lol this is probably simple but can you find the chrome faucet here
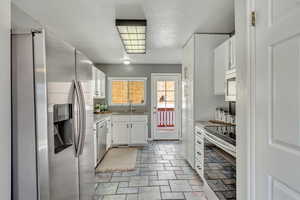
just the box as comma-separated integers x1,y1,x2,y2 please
128,100,136,113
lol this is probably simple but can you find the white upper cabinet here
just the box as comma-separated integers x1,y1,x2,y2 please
213,35,235,95
93,66,106,99
214,39,229,95
227,35,236,74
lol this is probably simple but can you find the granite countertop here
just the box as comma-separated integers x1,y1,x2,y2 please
112,111,148,116
94,111,148,124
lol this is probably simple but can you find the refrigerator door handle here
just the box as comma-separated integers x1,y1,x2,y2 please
72,80,82,156
77,81,86,156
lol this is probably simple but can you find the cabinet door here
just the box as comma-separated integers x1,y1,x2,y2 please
106,119,111,150
228,36,236,72
92,66,100,97
130,122,148,144
214,41,229,95
99,71,106,98
93,67,106,99
93,129,97,167
112,122,129,145
96,122,107,162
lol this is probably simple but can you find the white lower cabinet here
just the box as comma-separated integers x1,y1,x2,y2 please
106,118,112,150
194,127,204,178
112,121,129,145
112,115,148,145
130,122,148,144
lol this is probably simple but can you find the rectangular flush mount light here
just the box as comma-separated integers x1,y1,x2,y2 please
116,19,147,54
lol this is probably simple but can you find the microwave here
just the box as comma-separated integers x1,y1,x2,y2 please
225,71,236,102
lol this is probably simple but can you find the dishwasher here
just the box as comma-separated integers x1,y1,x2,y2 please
96,120,107,164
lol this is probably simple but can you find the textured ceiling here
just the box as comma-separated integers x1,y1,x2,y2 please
12,0,234,64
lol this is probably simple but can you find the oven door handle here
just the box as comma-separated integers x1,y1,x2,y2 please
205,133,236,157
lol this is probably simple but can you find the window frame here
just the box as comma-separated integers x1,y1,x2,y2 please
108,77,147,106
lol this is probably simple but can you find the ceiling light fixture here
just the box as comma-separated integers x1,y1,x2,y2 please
116,19,147,54
123,60,131,65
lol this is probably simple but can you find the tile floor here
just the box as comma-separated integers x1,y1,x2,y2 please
94,141,207,200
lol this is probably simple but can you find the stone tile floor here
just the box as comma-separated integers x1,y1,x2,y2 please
93,141,207,200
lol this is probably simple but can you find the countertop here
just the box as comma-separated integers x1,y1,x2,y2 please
112,111,148,116
94,112,148,124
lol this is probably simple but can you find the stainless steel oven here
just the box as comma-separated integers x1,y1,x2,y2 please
225,72,236,102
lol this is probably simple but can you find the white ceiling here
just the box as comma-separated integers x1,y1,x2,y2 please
12,0,234,64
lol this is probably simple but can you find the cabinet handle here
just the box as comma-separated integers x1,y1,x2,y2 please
127,124,129,128
131,123,133,128
197,141,202,145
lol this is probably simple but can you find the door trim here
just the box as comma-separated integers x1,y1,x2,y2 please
235,0,256,199
150,73,182,140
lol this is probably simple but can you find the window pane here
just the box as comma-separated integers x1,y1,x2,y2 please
157,81,165,91
129,81,145,104
157,91,166,108
166,81,175,91
166,91,175,102
111,80,128,104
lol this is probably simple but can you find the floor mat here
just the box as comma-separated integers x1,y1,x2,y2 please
96,147,138,173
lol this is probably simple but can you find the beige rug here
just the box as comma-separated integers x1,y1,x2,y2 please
96,147,138,173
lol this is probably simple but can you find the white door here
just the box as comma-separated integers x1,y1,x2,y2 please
130,122,148,144
112,122,129,145
253,0,300,199
151,74,181,140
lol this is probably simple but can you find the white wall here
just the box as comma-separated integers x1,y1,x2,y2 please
0,0,11,199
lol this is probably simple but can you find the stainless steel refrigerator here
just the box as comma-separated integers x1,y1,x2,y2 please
12,29,95,200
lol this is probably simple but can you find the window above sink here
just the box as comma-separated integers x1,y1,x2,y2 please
108,77,147,106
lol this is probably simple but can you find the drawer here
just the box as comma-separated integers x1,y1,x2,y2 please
195,158,203,176
195,128,204,138
195,149,203,160
195,136,204,151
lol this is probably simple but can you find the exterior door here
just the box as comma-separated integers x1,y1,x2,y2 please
151,74,181,140
253,0,300,199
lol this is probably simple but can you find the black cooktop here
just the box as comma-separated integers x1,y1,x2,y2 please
204,125,236,146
